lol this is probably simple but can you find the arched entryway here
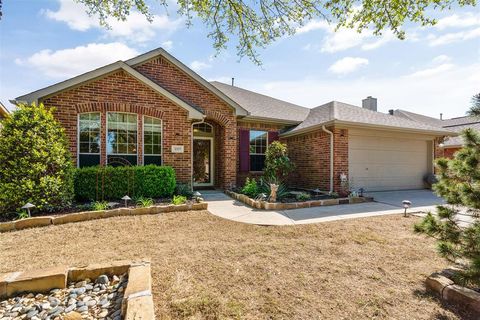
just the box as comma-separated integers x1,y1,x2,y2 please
193,122,215,187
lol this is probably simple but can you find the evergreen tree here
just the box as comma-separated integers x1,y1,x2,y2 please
467,93,480,117
415,130,480,286
0,103,74,217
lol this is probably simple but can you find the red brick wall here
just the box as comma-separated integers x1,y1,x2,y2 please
134,57,237,188
443,147,460,159
236,121,285,186
281,126,348,192
42,70,193,184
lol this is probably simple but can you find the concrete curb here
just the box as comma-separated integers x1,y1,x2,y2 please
225,190,373,210
0,260,156,319
426,272,480,315
0,202,208,234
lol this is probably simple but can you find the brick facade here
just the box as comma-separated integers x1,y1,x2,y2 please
443,147,460,159
281,126,348,192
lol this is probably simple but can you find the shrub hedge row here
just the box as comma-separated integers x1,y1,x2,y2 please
74,165,176,201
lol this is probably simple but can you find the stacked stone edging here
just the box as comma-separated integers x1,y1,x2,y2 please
0,260,155,319
225,190,373,210
426,272,480,315
0,202,208,233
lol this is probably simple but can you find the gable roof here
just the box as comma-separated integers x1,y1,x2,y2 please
126,48,249,117
14,61,204,120
282,101,455,137
210,81,309,123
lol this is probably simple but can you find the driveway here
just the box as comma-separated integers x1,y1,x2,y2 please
203,189,444,226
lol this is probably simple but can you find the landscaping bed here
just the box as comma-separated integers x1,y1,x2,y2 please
0,211,474,319
226,189,373,210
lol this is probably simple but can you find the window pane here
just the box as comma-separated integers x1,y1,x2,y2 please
79,154,100,167
152,144,161,155
78,113,100,155
79,143,90,153
144,116,162,160
144,134,152,145
107,113,137,155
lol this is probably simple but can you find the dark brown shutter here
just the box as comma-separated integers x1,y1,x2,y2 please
268,131,279,144
239,129,250,172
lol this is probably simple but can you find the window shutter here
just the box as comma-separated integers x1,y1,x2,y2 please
239,129,250,172
268,131,279,144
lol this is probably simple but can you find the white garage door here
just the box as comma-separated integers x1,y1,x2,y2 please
348,129,432,192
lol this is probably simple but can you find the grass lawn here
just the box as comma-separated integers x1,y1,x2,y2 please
0,211,473,319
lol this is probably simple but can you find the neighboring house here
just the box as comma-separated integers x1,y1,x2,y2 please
0,102,10,129
393,109,480,159
14,48,455,192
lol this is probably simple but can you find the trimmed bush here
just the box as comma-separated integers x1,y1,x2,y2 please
74,165,176,201
0,103,74,216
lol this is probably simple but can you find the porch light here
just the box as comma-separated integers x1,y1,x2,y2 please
122,195,131,208
402,200,412,217
21,203,35,217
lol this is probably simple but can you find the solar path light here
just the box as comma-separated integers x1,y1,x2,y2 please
402,200,412,217
21,203,35,218
122,195,131,208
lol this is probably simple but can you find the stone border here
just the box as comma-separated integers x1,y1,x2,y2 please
0,260,155,319
0,202,208,233
426,272,480,315
225,190,373,210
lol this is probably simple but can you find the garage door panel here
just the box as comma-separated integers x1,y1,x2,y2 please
349,132,430,191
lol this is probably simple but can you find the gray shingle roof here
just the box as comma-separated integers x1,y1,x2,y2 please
393,109,444,126
285,101,455,135
210,81,309,122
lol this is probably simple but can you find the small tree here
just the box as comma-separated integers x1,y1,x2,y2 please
264,141,294,184
467,93,480,117
414,128,480,287
0,103,74,216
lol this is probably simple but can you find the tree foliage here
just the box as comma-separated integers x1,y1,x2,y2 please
467,93,480,117
414,128,480,287
0,103,74,217
69,0,476,64
264,141,294,183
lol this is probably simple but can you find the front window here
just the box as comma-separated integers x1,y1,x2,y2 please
249,130,267,171
107,112,138,166
78,113,100,167
143,116,162,165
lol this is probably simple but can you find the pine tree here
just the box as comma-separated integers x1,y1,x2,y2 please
467,93,480,117
415,129,480,286
0,103,74,217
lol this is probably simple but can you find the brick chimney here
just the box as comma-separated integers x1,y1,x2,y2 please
362,96,377,112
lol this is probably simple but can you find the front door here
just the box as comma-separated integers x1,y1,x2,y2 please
193,138,214,186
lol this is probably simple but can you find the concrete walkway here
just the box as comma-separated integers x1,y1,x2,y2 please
202,189,442,226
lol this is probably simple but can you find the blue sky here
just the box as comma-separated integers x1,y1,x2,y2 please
1,0,479,118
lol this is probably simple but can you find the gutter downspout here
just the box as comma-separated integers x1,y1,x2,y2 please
322,125,334,193
191,117,207,191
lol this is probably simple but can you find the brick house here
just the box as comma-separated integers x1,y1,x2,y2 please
14,48,455,192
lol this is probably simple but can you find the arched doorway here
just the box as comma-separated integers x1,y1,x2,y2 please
193,122,214,187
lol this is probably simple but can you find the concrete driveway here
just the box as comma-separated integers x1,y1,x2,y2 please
203,189,444,226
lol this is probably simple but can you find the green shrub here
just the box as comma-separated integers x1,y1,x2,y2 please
264,141,294,184
0,103,74,216
295,192,311,201
175,183,193,198
241,177,259,198
172,195,187,205
74,165,176,201
91,201,109,211
259,179,289,200
136,197,154,207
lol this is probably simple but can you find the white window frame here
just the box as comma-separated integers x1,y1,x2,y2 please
142,115,163,165
106,112,138,164
77,112,101,168
249,130,268,172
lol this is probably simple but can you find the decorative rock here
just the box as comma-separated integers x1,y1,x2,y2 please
95,275,109,285
76,306,88,313
63,311,82,320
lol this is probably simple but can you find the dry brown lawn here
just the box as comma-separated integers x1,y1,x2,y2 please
0,211,473,319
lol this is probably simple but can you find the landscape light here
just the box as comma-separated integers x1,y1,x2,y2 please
402,200,412,217
21,203,35,217
122,195,131,207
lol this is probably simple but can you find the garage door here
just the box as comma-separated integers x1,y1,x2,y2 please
348,129,432,191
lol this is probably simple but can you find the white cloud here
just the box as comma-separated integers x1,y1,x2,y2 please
428,27,480,46
15,43,139,78
161,40,174,50
434,13,480,30
297,20,395,53
407,63,454,78
43,0,182,43
328,57,369,75
252,63,480,119
432,55,451,64
190,60,211,72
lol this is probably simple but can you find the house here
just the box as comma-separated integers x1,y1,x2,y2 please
393,109,479,159
0,102,10,129
13,48,455,192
